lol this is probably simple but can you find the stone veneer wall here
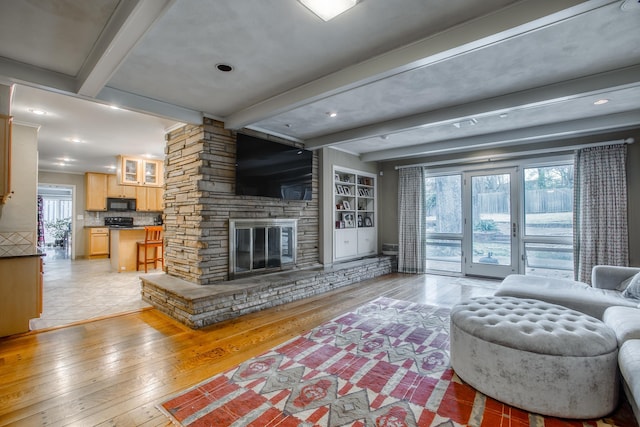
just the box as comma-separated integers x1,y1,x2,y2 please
164,118,319,285
141,256,396,328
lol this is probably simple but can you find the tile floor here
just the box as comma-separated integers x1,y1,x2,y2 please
30,247,151,330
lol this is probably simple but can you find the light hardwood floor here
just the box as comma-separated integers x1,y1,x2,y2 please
0,273,498,426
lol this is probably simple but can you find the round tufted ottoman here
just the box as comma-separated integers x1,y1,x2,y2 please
450,296,619,419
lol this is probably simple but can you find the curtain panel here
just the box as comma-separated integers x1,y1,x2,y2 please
573,143,628,283
398,167,426,273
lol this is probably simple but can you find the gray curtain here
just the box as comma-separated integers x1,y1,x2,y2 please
573,143,628,283
398,167,426,273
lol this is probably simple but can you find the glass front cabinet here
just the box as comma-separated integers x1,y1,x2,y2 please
117,155,164,187
333,167,377,261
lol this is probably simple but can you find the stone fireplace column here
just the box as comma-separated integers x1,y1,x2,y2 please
164,119,235,285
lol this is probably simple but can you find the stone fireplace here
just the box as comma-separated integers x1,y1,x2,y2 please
229,218,297,277
162,119,319,285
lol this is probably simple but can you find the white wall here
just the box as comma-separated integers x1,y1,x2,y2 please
0,124,38,235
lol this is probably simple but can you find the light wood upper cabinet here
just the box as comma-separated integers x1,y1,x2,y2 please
107,174,136,198
117,155,163,187
136,186,164,212
0,114,12,204
85,172,108,211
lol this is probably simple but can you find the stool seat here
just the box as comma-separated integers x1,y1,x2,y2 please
136,226,164,273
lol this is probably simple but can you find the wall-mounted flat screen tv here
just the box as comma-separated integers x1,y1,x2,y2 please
235,133,313,200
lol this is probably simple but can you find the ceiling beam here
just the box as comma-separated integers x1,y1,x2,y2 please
304,65,640,149
0,56,77,94
76,0,176,97
96,86,203,124
223,0,615,130
361,109,640,162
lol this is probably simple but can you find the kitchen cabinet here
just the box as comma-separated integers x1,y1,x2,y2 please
85,172,108,211
87,227,110,258
136,186,164,212
107,174,136,198
0,114,12,203
0,255,43,337
333,167,377,261
117,155,163,187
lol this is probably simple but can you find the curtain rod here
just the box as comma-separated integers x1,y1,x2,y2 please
394,137,635,170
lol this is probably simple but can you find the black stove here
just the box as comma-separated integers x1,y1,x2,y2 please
104,216,134,228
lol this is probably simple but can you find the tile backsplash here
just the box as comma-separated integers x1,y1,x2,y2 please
0,231,36,246
83,211,162,227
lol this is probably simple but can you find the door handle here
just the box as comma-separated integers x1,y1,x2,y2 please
512,222,516,237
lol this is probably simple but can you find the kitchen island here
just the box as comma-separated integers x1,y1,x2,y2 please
109,227,146,272
0,245,44,337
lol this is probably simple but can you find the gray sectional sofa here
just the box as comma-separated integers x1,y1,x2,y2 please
496,266,640,423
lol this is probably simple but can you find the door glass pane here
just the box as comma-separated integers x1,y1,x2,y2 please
472,174,511,265
426,239,462,273
235,229,251,273
145,162,158,184
524,165,573,236
425,175,461,233
267,227,281,268
281,226,294,264
253,228,265,269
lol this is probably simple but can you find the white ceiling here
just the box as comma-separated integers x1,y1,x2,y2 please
0,0,639,175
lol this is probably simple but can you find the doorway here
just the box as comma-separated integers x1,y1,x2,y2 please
464,168,518,278
38,184,75,260
424,160,574,279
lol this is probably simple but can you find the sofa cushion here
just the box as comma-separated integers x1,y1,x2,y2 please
603,306,640,346
496,274,638,319
618,340,640,423
622,273,640,299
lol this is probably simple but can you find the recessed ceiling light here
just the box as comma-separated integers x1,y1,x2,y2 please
109,105,120,110
28,108,47,115
106,165,116,170
58,157,74,162
327,112,337,118
499,113,509,118
70,138,84,143
593,99,609,105
299,0,358,21
216,63,234,72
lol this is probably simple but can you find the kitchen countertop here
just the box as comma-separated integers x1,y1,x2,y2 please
0,245,45,259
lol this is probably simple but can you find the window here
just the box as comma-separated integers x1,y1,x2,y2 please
425,174,462,273
522,164,574,279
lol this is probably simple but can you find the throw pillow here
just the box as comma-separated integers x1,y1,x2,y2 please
622,273,640,300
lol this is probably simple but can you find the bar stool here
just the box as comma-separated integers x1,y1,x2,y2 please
136,226,164,273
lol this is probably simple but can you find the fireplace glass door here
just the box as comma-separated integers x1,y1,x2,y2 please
230,219,297,276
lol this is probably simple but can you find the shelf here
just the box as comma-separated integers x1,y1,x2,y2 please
333,167,377,261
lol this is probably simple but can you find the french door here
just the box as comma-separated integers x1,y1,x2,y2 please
463,168,518,278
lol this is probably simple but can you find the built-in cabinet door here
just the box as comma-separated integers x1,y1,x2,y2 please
87,228,109,258
334,229,358,260
85,172,108,211
107,174,136,198
118,155,164,187
136,186,164,211
357,228,376,255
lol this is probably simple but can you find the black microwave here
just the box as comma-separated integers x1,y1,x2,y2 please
107,198,136,211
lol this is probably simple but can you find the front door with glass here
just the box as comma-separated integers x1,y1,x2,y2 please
464,168,518,278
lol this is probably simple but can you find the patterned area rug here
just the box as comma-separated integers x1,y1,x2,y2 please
158,297,635,426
